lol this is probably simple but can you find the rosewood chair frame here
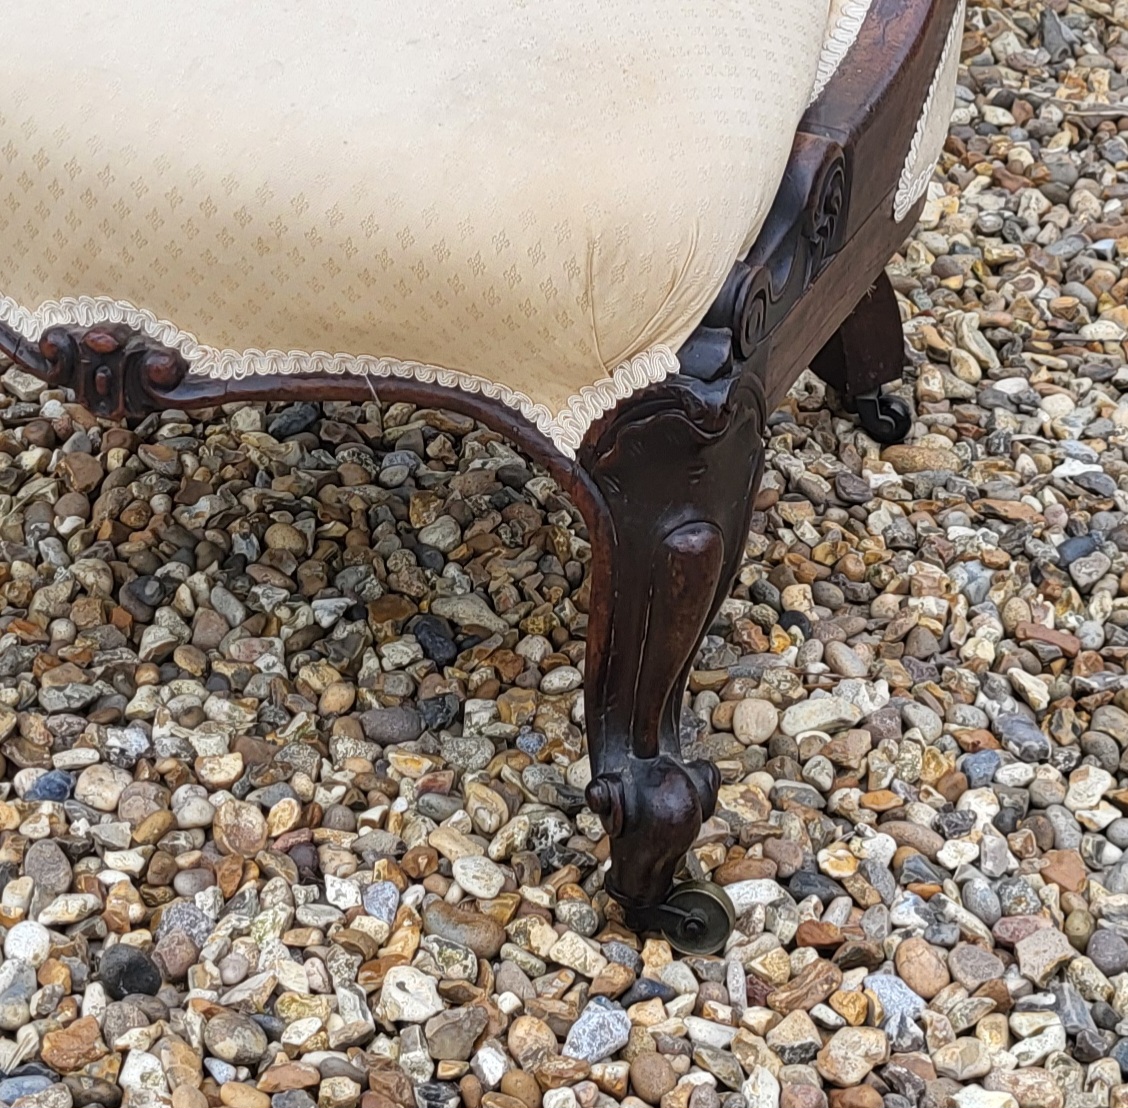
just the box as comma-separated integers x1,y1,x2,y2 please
0,0,960,951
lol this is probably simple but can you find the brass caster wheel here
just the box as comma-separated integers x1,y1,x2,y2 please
659,880,735,955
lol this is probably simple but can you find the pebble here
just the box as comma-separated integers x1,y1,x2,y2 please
948,946,1005,991
452,856,506,899
629,1055,676,1105
1088,930,1128,976
892,938,949,1000
732,700,779,744
1016,927,1076,987
3,922,50,968
375,967,444,1024
204,1013,268,1065
563,1000,631,1063
815,1028,889,1086
98,944,162,1000
422,900,505,959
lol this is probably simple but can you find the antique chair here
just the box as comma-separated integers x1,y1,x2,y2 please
0,0,964,952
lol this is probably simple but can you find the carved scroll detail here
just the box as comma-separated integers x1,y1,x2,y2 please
894,0,965,221
0,320,189,420
683,135,849,378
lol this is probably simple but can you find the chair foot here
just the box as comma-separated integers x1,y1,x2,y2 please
626,880,736,955
586,753,736,952
586,751,724,933
853,388,913,444
653,881,736,955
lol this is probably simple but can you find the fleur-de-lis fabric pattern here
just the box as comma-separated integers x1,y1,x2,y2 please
1,1,836,453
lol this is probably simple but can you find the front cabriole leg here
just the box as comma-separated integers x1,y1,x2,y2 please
577,371,766,951
0,318,206,419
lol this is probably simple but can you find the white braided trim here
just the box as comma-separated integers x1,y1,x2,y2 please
0,294,679,460
807,0,874,108
894,0,966,222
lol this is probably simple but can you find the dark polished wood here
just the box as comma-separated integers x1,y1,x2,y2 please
578,368,767,919
0,322,190,423
811,270,906,410
0,0,959,928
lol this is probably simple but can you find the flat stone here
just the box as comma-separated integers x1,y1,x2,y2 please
629,1053,676,1105
781,699,863,736
507,1016,559,1070
3,922,50,968
881,445,961,473
204,1012,268,1065
765,1010,822,1064
948,945,1005,991
40,1017,107,1073
213,800,269,856
1016,928,1075,987
864,972,925,1023
452,856,505,900
932,1037,993,1081
74,764,132,811
880,821,944,860
375,966,443,1023
422,900,505,959
893,937,949,999
733,700,779,744
815,1027,889,1086
424,1006,489,1061
562,999,630,1064
1088,930,1128,976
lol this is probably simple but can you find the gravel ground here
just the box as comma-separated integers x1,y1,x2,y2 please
1,4,1127,1108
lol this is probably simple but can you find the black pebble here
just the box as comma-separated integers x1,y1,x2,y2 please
778,610,812,639
99,944,161,1001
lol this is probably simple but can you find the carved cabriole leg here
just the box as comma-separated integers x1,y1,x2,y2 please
576,370,767,937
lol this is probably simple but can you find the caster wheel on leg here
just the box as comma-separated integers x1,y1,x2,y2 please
854,390,912,444
658,881,736,955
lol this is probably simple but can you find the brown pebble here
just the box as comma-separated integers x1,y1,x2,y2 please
782,1088,828,1108
172,1089,209,1108
500,1071,542,1108
893,937,950,1000
460,1075,484,1108
629,1053,677,1105
219,1085,270,1108
828,1088,883,1108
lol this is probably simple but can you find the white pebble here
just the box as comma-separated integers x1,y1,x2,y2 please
4,920,50,967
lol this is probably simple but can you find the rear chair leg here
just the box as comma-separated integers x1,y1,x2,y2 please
576,372,766,952
811,270,912,444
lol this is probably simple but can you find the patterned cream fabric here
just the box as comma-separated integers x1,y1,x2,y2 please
809,0,875,106
0,1,835,456
895,0,967,221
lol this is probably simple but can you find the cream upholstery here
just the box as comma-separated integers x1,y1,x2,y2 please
895,0,966,221
0,1,845,456
811,0,875,105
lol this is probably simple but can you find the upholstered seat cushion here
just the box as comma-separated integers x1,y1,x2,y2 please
1,1,849,454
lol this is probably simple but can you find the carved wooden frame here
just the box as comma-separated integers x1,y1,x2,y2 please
0,0,958,932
